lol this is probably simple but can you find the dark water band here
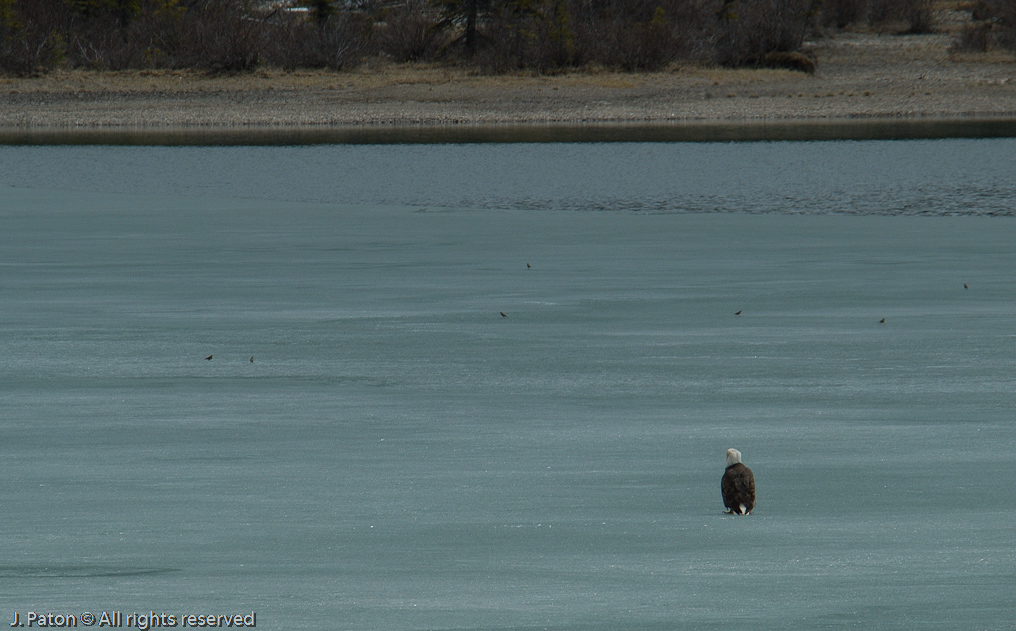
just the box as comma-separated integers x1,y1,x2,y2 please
2,117,1016,145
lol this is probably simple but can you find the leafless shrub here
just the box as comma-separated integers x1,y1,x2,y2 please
443,0,717,72
566,0,712,70
951,20,993,51
69,18,135,69
980,0,1016,49
567,7,673,70
865,0,902,27
902,0,935,33
175,0,266,71
533,0,580,68
459,0,569,72
376,1,446,62
819,0,934,33
0,0,72,74
469,15,544,72
67,2,186,69
968,0,996,21
714,0,811,67
610,20,676,69
821,0,867,28
263,12,374,70
949,0,1015,50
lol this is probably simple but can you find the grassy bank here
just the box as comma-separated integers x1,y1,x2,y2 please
0,7,1013,129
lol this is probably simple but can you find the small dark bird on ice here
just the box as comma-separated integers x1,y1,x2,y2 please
205,355,213,361
500,312,508,318
527,263,531,269
964,283,969,289
250,356,255,363
879,318,886,324
721,448,755,515
734,310,742,316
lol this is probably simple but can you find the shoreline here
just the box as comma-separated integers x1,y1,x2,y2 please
1,30,1014,140
3,117,1016,145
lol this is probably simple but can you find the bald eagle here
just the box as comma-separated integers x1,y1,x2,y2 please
721,448,755,515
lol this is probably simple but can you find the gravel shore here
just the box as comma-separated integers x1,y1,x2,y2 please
1,27,1014,134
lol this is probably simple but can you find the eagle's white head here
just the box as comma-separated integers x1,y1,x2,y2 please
725,448,742,467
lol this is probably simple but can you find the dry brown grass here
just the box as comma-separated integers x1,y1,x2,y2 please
0,61,818,95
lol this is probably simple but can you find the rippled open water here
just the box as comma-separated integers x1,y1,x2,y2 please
2,139,1015,630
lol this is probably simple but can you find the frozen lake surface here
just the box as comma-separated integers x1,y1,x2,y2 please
1,140,1015,630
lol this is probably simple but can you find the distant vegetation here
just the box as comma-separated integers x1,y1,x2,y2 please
950,0,1016,52
0,0,1011,75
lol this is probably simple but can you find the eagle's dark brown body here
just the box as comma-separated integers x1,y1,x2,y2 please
721,462,755,515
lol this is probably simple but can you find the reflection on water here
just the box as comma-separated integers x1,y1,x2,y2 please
2,117,1016,145
2,137,1014,216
